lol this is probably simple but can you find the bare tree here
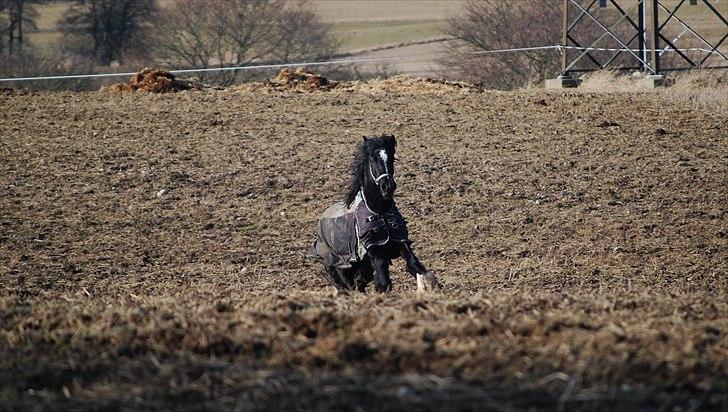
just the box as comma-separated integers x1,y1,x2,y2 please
150,0,225,71
0,0,41,55
441,0,561,90
152,0,338,85
151,0,279,84
272,0,338,63
59,0,157,66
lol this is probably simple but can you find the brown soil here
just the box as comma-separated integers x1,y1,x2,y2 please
1,83,726,410
234,69,477,94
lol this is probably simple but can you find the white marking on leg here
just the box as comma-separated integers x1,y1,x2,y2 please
417,273,425,293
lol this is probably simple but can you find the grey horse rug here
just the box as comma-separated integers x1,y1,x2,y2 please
307,192,411,269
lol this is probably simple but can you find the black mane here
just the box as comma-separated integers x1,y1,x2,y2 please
344,134,396,206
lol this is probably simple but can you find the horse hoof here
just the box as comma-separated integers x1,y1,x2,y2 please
374,283,391,293
417,271,438,292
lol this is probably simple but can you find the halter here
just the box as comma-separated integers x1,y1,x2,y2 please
369,163,390,183
369,149,391,183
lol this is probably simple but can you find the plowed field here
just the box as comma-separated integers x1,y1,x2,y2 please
1,81,726,410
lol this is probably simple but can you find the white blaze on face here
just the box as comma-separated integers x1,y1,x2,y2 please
379,149,389,174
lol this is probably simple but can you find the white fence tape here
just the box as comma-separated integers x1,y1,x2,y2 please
0,56,410,83
0,46,563,83
466,45,561,54
0,44,723,83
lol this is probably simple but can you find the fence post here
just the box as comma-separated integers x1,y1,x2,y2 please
638,0,646,71
561,0,569,75
648,0,660,73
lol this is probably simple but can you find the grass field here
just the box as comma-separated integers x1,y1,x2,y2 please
311,0,463,23
25,0,459,55
332,19,447,51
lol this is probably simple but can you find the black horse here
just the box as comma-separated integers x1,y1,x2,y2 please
307,134,437,293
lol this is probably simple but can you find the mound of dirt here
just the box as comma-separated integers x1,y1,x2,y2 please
232,67,337,93
102,68,206,93
264,67,337,92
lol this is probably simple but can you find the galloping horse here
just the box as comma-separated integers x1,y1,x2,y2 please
307,134,438,293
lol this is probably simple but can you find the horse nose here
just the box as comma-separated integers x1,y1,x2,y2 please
380,177,396,193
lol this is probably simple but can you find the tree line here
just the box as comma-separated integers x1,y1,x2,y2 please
0,0,338,86
1,0,626,90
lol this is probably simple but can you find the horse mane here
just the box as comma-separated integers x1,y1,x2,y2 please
344,134,396,206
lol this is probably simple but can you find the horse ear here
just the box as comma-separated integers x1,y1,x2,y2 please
385,134,396,147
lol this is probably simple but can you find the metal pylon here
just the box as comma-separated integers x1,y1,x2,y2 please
560,0,728,75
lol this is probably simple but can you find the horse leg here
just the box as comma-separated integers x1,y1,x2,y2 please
321,265,348,293
371,253,392,293
321,265,337,285
355,264,374,292
399,243,438,292
335,267,357,291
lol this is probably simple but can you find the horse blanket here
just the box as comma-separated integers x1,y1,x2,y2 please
307,192,410,269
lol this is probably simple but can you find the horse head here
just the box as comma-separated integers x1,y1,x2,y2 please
345,134,397,210
363,134,397,200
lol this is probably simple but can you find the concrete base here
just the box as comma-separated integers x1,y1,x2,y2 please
637,75,665,88
545,75,581,89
